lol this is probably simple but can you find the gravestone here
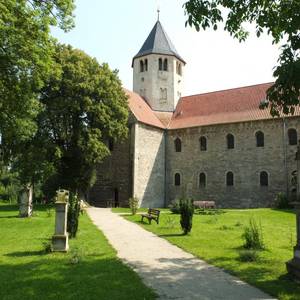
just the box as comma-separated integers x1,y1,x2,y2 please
286,141,300,279
52,189,69,252
19,185,33,217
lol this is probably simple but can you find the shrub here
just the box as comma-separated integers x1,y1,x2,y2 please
274,192,291,209
242,217,265,250
179,198,194,235
168,199,180,214
238,249,260,262
67,192,81,239
129,197,139,215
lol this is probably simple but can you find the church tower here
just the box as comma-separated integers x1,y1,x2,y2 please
132,20,185,112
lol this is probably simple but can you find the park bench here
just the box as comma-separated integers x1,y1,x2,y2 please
141,208,160,224
193,200,216,209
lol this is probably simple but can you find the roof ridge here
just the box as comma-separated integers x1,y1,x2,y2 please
182,82,274,100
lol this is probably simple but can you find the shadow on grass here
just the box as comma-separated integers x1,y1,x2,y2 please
5,250,48,257
0,257,156,300
0,215,19,219
159,233,185,237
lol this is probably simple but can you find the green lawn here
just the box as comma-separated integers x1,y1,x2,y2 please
0,202,156,300
122,208,300,300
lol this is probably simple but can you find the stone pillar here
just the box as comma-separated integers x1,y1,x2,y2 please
19,185,33,217
52,189,69,252
286,141,300,278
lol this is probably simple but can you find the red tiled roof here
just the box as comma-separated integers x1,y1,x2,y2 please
153,111,173,127
168,83,299,129
125,89,165,129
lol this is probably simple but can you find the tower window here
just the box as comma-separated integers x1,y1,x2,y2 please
226,172,234,186
288,128,297,145
159,58,163,71
256,131,264,147
199,173,206,187
144,59,148,71
260,171,268,186
175,173,181,186
160,88,167,102
174,138,182,152
163,58,168,71
140,60,144,72
176,62,182,75
227,134,234,149
200,136,207,151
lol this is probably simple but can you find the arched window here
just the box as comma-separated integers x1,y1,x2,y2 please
159,58,163,71
163,58,168,71
227,134,234,149
174,138,182,152
226,172,234,186
256,131,264,147
144,59,148,71
199,173,206,187
288,128,297,145
200,136,207,151
140,60,144,72
175,173,181,186
260,171,268,186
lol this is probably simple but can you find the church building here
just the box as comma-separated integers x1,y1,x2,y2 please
89,20,300,208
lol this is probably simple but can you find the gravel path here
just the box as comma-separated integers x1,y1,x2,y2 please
87,207,275,300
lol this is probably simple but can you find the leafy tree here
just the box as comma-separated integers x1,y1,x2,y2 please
0,0,75,162
39,44,128,197
184,0,300,116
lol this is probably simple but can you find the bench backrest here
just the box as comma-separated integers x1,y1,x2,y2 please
148,208,160,216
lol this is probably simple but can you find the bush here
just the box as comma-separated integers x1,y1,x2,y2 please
242,217,265,250
168,199,180,214
274,192,291,209
238,249,260,262
179,198,194,235
68,192,81,239
129,197,139,215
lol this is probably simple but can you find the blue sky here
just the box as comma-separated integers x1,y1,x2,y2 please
51,0,280,96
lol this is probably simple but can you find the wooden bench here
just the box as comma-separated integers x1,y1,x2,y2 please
141,208,160,224
193,201,216,209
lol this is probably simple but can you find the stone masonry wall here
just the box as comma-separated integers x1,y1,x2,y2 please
166,117,300,208
88,133,132,208
133,123,165,208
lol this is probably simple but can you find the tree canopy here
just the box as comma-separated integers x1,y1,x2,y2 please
39,44,128,197
184,0,300,116
0,0,75,162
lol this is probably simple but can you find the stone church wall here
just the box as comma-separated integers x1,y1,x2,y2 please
88,133,132,207
133,123,165,208
166,117,300,208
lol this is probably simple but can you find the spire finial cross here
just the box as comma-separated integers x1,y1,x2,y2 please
157,7,160,21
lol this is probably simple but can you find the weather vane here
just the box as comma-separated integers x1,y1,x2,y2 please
157,0,160,21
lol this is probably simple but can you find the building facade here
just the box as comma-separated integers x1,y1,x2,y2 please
88,20,300,208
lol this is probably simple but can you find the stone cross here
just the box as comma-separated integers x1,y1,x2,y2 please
19,185,32,217
52,189,69,252
286,141,300,278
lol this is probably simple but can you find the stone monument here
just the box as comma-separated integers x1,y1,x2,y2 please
19,185,33,217
52,189,69,252
286,142,300,279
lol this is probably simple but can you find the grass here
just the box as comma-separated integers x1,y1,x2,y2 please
122,208,300,300
0,202,156,300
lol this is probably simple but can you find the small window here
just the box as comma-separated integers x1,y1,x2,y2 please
163,58,168,71
260,171,268,186
227,134,234,149
174,138,181,152
288,128,297,145
256,131,264,147
175,173,181,186
159,58,163,71
226,172,234,186
200,136,207,151
108,139,114,151
140,60,144,72
144,59,148,71
178,63,182,75
199,173,206,187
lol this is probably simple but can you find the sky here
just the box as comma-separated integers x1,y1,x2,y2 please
51,0,281,96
